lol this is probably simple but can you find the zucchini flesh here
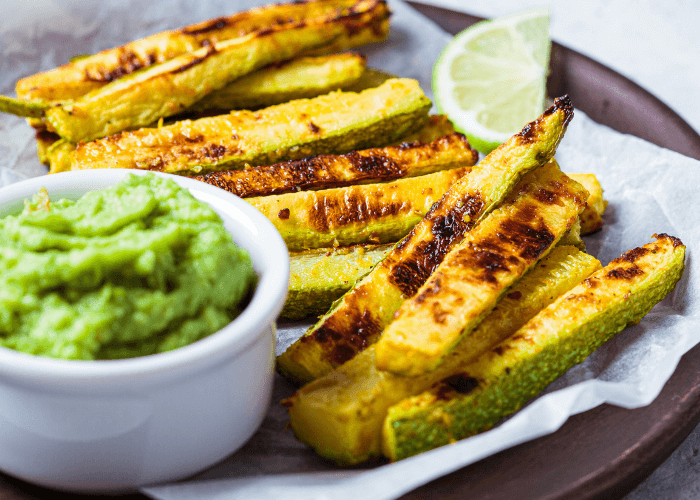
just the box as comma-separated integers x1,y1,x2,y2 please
374,161,588,376
46,3,387,143
568,173,607,234
71,78,431,175
284,246,601,464
196,132,477,198
276,96,574,383
247,167,470,251
283,243,393,321
186,54,367,114
382,234,685,461
16,0,389,104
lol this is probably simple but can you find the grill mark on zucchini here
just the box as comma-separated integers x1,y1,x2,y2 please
388,194,484,297
196,132,476,197
16,0,388,103
170,46,218,74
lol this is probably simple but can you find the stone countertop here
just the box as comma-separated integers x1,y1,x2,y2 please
419,2,700,498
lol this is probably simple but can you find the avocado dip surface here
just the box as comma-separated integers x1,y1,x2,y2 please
0,173,256,360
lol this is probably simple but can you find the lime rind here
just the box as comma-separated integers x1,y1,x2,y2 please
433,7,551,154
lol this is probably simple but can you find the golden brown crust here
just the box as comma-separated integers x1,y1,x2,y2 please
196,132,477,197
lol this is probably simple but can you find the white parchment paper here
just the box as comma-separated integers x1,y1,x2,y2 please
0,1,698,499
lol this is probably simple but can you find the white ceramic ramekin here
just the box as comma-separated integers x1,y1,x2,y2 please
0,169,289,492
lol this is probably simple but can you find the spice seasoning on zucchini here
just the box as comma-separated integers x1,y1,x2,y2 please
71,78,431,175
247,166,471,251
0,173,256,360
373,160,588,376
283,243,393,321
15,0,389,104
277,96,574,383
197,132,477,198
382,234,685,461
284,246,600,465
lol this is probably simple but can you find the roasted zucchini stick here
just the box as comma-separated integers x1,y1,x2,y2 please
394,115,456,145
16,0,389,104
186,54,367,114
567,173,607,234
382,234,685,461
196,132,477,197
46,1,388,143
283,243,394,321
283,246,600,465
276,96,574,383
71,78,431,175
374,161,588,376
247,167,470,251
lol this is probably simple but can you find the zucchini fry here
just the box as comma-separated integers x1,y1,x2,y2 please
187,54,367,114
247,167,470,251
46,0,388,143
567,173,607,234
71,78,431,175
284,243,393,321
277,96,574,383
382,234,685,460
35,130,61,166
0,95,48,118
16,0,389,104
196,132,477,197
374,161,588,376
284,246,601,464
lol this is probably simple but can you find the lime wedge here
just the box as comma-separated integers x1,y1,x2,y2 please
433,8,551,154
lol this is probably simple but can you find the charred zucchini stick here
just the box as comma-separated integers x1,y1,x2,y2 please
276,96,574,383
284,246,601,464
374,161,588,376
283,243,394,321
16,0,389,104
247,167,470,251
382,234,685,461
71,78,431,175
187,54,367,114
46,1,387,143
568,173,607,234
196,132,477,197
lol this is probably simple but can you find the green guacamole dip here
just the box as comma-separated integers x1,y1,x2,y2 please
0,173,256,360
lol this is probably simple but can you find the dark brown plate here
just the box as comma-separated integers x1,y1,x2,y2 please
1,3,700,500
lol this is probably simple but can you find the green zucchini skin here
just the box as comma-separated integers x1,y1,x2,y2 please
283,246,600,465
247,167,470,251
186,54,367,115
277,96,574,384
282,243,393,321
71,78,431,175
0,95,48,118
45,0,388,143
382,234,686,461
17,0,389,104
196,132,478,198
